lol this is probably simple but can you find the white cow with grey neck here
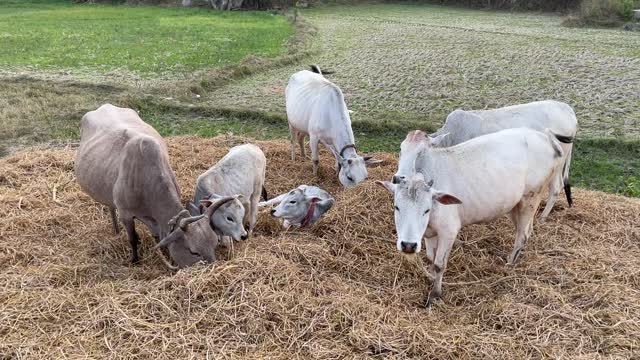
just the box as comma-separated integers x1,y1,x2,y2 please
426,100,577,220
286,65,381,187
378,128,565,306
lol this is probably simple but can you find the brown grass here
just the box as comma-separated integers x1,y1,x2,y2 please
1,135,639,358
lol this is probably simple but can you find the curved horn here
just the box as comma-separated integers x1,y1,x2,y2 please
155,248,179,271
205,196,236,217
179,214,206,231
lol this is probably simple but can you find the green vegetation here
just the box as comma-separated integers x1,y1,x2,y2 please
0,2,638,197
0,0,293,74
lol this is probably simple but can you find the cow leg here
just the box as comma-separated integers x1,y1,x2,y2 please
248,195,259,237
121,216,140,264
425,230,457,307
289,126,297,161
297,132,306,159
539,172,562,221
507,194,542,265
424,233,438,264
109,207,120,234
309,135,320,176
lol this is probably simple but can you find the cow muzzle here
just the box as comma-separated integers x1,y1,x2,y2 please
400,241,417,254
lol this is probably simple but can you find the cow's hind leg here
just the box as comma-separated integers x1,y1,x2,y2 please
297,132,306,159
109,207,120,234
121,216,140,264
539,172,562,221
507,194,542,265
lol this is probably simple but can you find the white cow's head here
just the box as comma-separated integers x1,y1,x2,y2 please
377,174,461,254
333,146,382,188
392,130,448,184
199,194,248,241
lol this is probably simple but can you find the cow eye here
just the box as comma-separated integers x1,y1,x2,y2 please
227,216,234,222
289,201,296,204
424,209,430,215
189,250,199,256
348,159,352,165
394,206,399,211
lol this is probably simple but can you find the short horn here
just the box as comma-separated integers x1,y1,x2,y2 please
205,196,236,217
179,214,206,231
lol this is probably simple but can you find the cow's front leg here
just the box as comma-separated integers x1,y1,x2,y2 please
310,135,320,176
425,230,457,307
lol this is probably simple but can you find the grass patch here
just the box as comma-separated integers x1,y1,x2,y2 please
0,0,293,75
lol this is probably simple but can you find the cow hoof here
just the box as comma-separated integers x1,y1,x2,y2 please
425,295,438,308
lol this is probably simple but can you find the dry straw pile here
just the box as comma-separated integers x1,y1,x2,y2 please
1,135,639,358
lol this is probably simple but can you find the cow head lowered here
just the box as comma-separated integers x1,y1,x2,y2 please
155,197,236,268
270,188,334,227
187,194,248,241
377,174,461,255
332,145,382,187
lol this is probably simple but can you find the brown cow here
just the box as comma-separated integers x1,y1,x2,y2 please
75,104,245,268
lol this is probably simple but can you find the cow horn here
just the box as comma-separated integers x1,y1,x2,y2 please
168,209,191,232
179,214,206,231
155,248,179,271
205,196,236,217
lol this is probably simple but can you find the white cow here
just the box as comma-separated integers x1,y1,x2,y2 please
286,65,380,187
378,128,566,306
427,100,577,219
259,185,335,227
187,144,267,240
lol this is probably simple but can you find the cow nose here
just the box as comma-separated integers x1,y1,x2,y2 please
400,241,417,254
241,234,248,241
392,175,403,184
270,209,276,215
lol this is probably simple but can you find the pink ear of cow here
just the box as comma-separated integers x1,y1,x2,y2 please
433,192,462,205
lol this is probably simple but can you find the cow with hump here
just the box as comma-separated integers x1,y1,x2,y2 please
428,100,577,220
378,128,567,306
285,65,381,187
75,104,245,269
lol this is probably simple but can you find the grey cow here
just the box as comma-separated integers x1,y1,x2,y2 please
187,144,267,241
75,104,246,268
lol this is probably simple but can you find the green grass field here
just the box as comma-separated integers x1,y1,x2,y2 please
0,0,293,74
0,1,638,197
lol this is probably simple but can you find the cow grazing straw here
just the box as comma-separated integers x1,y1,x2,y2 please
1,136,640,358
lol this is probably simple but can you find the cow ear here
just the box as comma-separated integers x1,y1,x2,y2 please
186,201,200,216
429,133,449,147
375,180,396,194
433,191,462,205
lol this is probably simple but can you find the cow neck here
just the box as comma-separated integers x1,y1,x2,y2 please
301,198,319,227
339,144,357,158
